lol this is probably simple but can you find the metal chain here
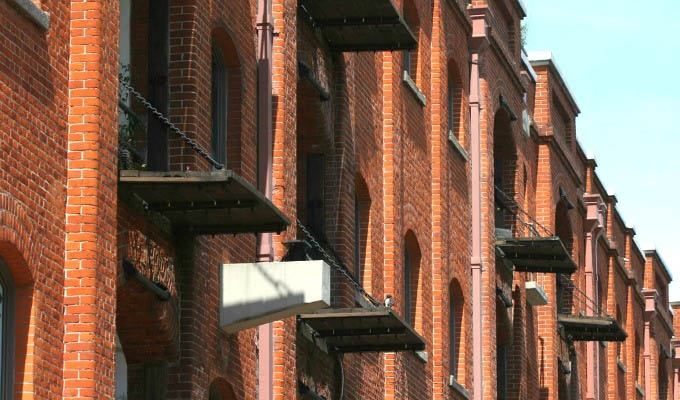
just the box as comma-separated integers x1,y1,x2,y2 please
296,219,381,308
558,274,601,316
119,80,225,170
495,185,554,237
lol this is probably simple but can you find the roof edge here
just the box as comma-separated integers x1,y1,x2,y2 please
527,50,580,113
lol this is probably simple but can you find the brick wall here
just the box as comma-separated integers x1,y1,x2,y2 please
0,0,70,396
1,0,676,399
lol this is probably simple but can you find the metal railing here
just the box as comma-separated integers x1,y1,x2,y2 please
557,274,601,317
494,187,603,317
494,186,553,238
296,219,381,309
118,79,224,171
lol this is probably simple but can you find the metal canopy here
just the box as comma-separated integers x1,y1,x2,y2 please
299,0,417,52
119,170,290,235
299,307,426,353
495,237,578,274
558,314,628,342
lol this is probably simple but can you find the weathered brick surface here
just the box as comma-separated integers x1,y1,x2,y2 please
0,0,676,399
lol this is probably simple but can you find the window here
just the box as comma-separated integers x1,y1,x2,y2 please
497,343,507,400
211,41,228,165
402,0,419,81
616,307,624,362
0,259,14,399
306,154,325,238
114,335,128,400
635,333,642,386
496,298,510,400
354,193,361,281
448,80,455,139
208,379,237,400
354,176,371,289
403,50,412,76
449,295,455,373
209,383,222,400
404,245,412,324
449,280,464,381
403,231,421,329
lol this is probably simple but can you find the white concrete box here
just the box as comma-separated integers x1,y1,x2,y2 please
526,280,548,306
220,260,331,333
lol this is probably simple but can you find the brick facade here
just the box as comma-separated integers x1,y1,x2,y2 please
0,0,676,399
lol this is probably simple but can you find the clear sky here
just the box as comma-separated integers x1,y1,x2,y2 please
521,0,680,301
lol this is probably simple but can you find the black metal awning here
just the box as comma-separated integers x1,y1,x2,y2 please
558,314,627,342
299,0,417,52
495,237,578,274
119,170,290,235
299,307,426,353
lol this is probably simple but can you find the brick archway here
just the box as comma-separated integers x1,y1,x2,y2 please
0,193,36,398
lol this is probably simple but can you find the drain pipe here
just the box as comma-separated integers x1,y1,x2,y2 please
469,7,488,400
256,0,274,398
583,194,604,400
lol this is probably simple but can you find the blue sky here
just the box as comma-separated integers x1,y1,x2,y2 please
522,0,680,301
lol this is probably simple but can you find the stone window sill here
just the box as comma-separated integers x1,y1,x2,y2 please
635,382,644,397
402,71,426,107
448,376,470,399
8,0,50,30
448,131,468,161
414,350,428,363
617,359,627,373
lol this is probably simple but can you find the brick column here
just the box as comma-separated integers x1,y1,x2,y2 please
583,194,605,400
64,0,119,398
643,289,657,399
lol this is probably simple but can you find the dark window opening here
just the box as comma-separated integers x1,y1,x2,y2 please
0,258,14,399
497,343,507,400
306,154,325,239
403,50,412,76
449,295,455,374
402,0,419,81
449,279,464,381
494,157,507,230
147,0,170,170
354,193,361,281
403,232,421,330
448,81,455,137
404,245,411,324
211,42,228,166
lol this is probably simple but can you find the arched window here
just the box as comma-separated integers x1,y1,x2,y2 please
616,307,624,362
635,333,642,386
211,41,228,165
404,245,411,324
449,279,464,382
447,78,455,139
209,378,237,400
354,176,371,290
404,231,421,330
496,298,510,400
0,258,14,398
446,62,463,145
402,0,419,82
114,334,128,400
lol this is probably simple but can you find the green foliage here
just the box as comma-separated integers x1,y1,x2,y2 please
118,64,146,170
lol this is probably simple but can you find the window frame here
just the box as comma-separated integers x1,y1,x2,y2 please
0,258,15,399
403,50,412,77
448,80,455,137
354,193,361,281
404,245,411,324
211,41,228,166
449,294,456,376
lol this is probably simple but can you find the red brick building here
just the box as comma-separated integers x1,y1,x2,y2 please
0,0,676,399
